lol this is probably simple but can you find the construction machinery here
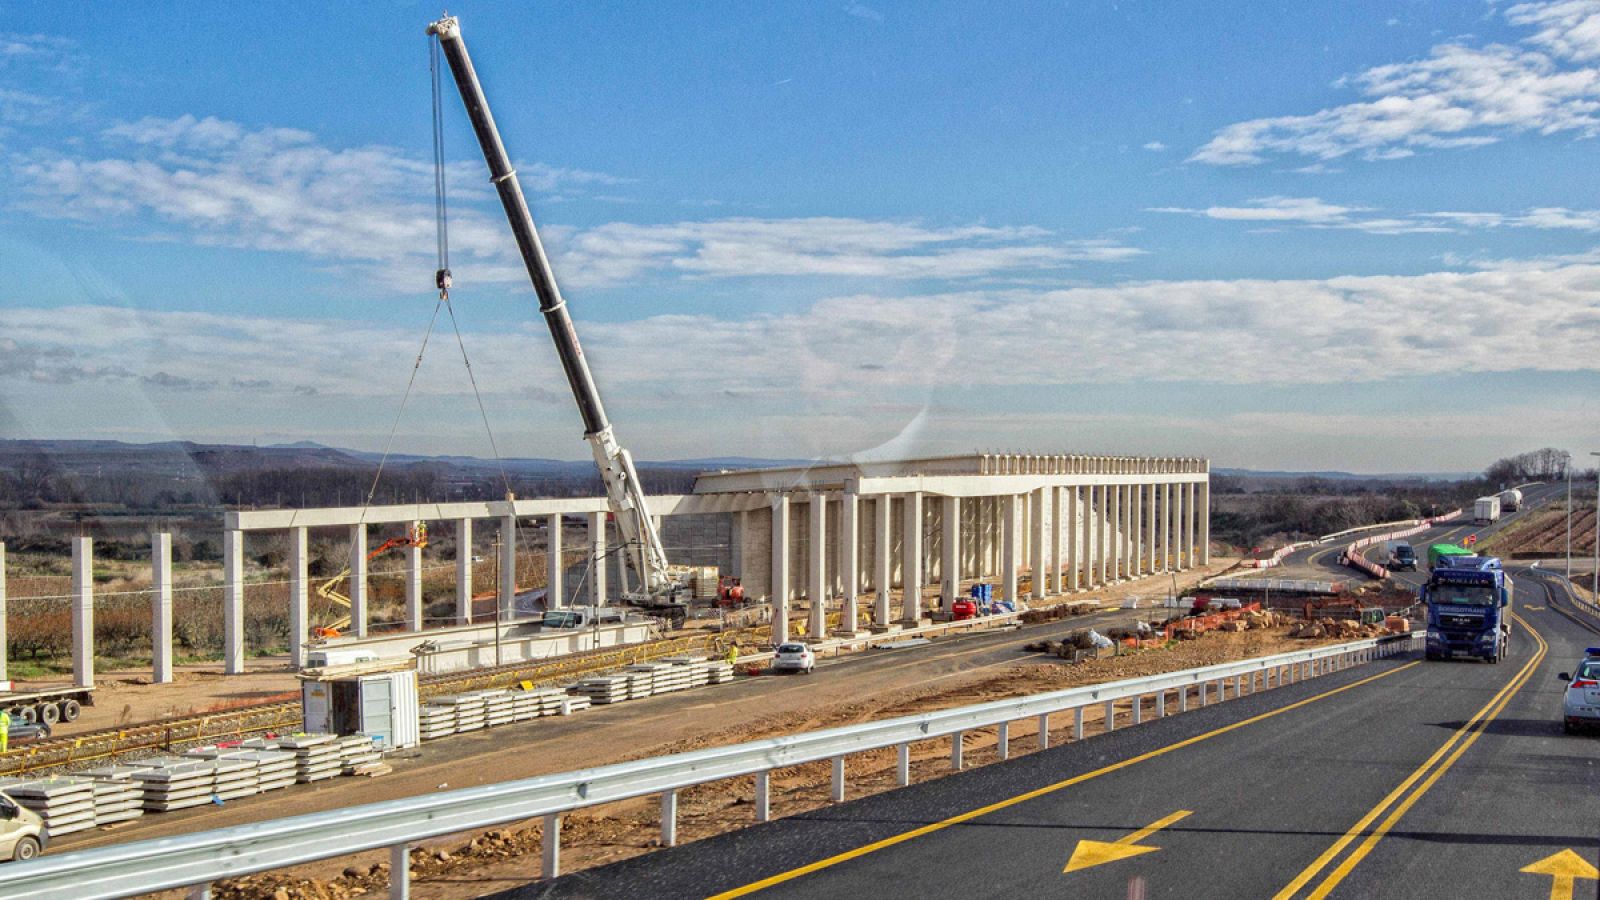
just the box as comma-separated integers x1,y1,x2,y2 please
313,521,429,639
428,15,692,624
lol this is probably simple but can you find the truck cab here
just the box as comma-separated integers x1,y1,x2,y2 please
1423,557,1512,662
0,791,46,862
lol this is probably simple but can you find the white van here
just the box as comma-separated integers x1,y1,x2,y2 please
0,791,46,862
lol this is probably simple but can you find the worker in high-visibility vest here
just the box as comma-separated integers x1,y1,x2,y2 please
0,708,11,753
725,644,739,667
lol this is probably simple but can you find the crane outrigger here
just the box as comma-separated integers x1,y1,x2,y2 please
427,14,688,621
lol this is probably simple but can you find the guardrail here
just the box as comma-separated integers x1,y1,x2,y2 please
0,633,1419,900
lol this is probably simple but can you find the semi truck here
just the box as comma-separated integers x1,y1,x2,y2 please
1473,496,1502,525
1422,555,1512,662
1497,488,1523,512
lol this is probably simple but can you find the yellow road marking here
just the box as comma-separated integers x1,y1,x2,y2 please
706,659,1421,899
1521,849,1599,900
1063,809,1192,873
1274,613,1545,900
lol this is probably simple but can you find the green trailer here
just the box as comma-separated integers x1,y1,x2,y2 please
1427,543,1475,570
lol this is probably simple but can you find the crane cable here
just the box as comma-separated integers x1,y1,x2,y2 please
431,37,512,500
352,39,512,525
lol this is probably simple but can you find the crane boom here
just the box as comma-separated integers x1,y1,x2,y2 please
427,15,674,604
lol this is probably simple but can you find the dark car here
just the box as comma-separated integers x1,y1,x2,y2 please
1389,543,1418,571
5,721,51,748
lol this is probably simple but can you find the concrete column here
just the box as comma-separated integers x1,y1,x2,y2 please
874,496,892,628
588,512,608,606
152,534,175,682
349,523,369,638
498,514,516,621
1177,480,1190,563
840,493,860,633
72,536,94,689
1051,487,1065,594
1111,482,1123,580
222,530,244,675
0,543,7,685
1066,487,1080,591
455,519,473,624
771,495,791,645
940,496,961,611
1145,484,1158,577
1200,479,1211,565
1098,485,1110,585
1002,495,1020,603
547,515,565,609
1132,483,1144,576
1163,483,1173,570
1184,482,1196,569
1030,488,1047,601
808,495,828,638
286,528,306,671
731,510,747,584
902,492,923,623
405,543,423,631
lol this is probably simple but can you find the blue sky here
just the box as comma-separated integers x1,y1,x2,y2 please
3,0,1599,472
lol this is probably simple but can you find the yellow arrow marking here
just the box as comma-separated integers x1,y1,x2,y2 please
1521,849,1598,900
1064,810,1192,874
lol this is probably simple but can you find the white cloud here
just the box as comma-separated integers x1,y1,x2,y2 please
843,3,885,22
1191,2,1600,165
1153,196,1600,235
1142,141,1168,151
0,32,79,72
10,114,1138,291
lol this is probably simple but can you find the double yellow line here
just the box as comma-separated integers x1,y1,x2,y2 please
1274,612,1547,899
709,656,1423,899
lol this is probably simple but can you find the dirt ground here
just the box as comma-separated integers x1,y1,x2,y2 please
11,657,298,736
1484,502,1597,558
203,619,1331,900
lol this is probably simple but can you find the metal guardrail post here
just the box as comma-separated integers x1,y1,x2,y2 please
1039,714,1052,749
660,790,678,847
1073,707,1084,741
1103,700,1115,732
1157,690,1166,717
997,721,1010,760
831,757,846,800
755,772,771,820
389,844,409,900
542,813,561,879
1132,695,1142,726
186,885,211,900
896,745,911,786
951,732,964,771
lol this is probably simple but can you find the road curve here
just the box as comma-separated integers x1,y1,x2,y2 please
505,571,1600,900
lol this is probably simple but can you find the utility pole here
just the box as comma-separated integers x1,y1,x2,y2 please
1591,452,1599,602
1566,461,1573,580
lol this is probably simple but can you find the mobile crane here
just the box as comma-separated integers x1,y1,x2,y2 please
427,15,690,624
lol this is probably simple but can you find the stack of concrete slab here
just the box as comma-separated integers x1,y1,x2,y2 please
629,662,691,694
622,669,656,699
335,735,381,774
436,694,487,732
209,758,260,801
707,661,736,684
88,777,144,825
419,704,457,741
258,734,343,783
238,750,297,792
0,777,97,836
479,690,516,726
570,675,632,704
131,759,218,811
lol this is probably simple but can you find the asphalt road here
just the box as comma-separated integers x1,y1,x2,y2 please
506,568,1600,899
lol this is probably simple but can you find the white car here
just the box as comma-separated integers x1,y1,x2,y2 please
1559,651,1600,733
770,642,815,674
0,791,46,862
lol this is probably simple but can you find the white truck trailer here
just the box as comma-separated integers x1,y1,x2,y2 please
1474,496,1502,525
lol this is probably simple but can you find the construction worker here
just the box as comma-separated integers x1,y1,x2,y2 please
0,708,11,753
724,643,739,667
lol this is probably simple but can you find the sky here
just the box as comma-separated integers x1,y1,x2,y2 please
3,0,1600,473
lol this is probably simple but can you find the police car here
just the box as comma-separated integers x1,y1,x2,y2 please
1559,648,1600,733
